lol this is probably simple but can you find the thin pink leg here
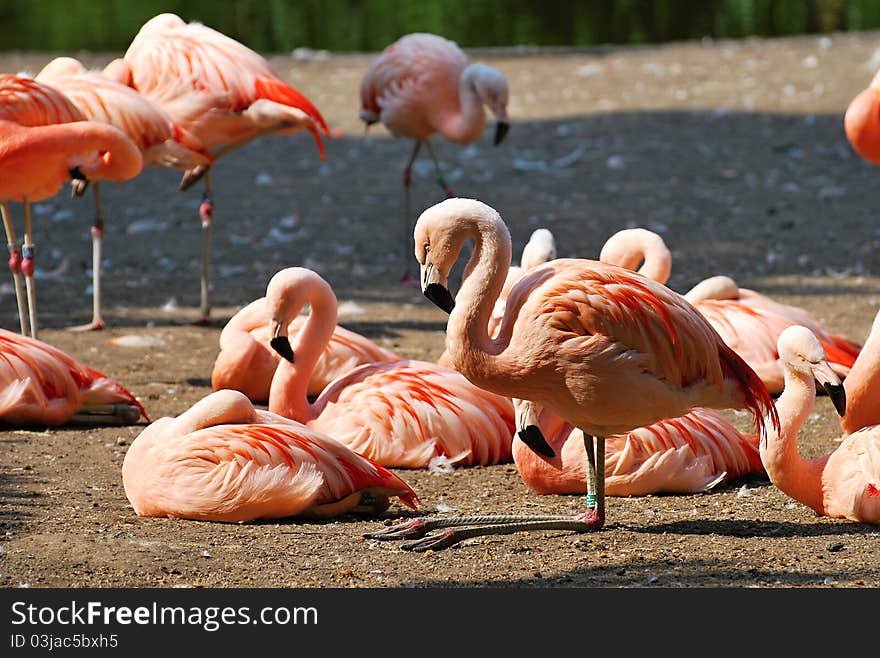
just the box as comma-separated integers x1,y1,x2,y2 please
69,183,106,331
425,139,455,198
1,202,28,335
198,171,214,324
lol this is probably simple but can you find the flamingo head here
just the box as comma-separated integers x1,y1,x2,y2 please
469,63,510,145
777,326,847,417
845,86,880,165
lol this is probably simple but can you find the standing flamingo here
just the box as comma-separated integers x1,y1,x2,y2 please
367,198,778,550
0,327,147,426
35,57,213,331
760,326,880,524
359,33,510,283
264,267,515,468
0,115,143,338
211,295,402,403
122,389,418,522
105,12,329,324
0,74,85,336
599,228,860,394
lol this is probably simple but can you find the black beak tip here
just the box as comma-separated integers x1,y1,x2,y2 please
270,336,295,363
825,383,847,417
494,121,510,146
518,425,555,458
423,283,455,314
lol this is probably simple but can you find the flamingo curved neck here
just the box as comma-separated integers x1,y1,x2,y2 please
446,213,512,384
841,311,880,435
438,65,486,144
761,367,828,513
267,279,338,422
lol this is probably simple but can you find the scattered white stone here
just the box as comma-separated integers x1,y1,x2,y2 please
51,208,74,223
427,451,470,474
736,485,753,498
575,62,603,77
278,214,300,229
161,297,179,312
108,334,166,348
126,219,168,235
200,550,211,558
337,300,365,316
254,172,274,187
606,155,626,170
436,502,455,513
802,55,818,68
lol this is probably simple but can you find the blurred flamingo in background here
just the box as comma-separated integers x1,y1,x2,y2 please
359,33,510,283
0,327,147,426
598,227,860,394
367,198,777,550
264,267,515,468
105,12,329,324
844,67,880,164
0,78,143,338
211,295,401,403
122,389,418,522
760,326,880,525
35,56,214,331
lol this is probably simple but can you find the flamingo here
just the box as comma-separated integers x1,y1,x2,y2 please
840,308,880,436
366,198,778,551
359,33,510,283
0,327,147,426
121,389,418,522
844,67,880,164
598,228,860,394
34,57,213,331
0,101,143,338
211,295,402,403
760,325,880,524
264,267,515,468
105,12,329,324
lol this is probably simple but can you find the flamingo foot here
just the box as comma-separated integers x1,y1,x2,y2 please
364,518,433,541
67,319,105,332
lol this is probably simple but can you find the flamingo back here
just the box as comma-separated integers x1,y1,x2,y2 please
309,360,515,468
0,74,84,126
821,426,880,523
0,329,146,426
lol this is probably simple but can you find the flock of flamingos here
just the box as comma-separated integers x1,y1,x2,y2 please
1,13,880,552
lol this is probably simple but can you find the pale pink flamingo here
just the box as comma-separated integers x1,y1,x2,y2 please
211,295,401,403
0,96,143,338
760,325,880,524
844,68,880,164
264,267,515,468
105,12,329,323
359,33,510,283
598,227,860,394
35,56,213,331
367,198,778,550
0,327,147,426
840,308,880,436
122,389,418,522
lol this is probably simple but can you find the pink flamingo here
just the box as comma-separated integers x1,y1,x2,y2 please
760,325,879,524
264,267,515,468
359,33,510,283
0,89,143,339
211,295,401,403
599,227,860,394
840,308,880,436
367,198,778,550
844,68,880,164
0,327,147,426
35,56,214,331
105,12,329,323
122,389,418,522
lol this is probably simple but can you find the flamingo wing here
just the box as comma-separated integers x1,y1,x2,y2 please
0,74,84,125
823,426,880,523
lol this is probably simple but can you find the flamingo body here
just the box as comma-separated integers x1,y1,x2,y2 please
122,390,418,522
0,328,146,426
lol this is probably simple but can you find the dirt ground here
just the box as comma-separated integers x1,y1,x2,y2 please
2,32,880,589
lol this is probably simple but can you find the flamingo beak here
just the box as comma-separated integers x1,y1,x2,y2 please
179,164,210,191
421,262,455,313
494,121,510,146
269,319,294,363
812,360,846,416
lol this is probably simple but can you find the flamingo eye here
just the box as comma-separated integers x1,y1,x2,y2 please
424,242,430,254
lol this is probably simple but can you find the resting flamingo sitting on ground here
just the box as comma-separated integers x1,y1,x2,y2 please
367,198,777,551
122,389,418,522
0,328,147,426
598,227,860,394
211,295,401,403
0,85,143,338
760,326,880,524
359,33,510,283
35,56,213,331
264,267,515,469
105,12,329,323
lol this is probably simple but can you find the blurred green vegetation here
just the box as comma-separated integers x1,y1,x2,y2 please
2,0,879,52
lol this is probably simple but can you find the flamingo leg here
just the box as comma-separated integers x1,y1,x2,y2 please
21,198,38,339
70,403,143,425
199,170,214,324
1,202,28,335
424,138,455,198
400,140,422,286
69,183,106,331
365,430,607,552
